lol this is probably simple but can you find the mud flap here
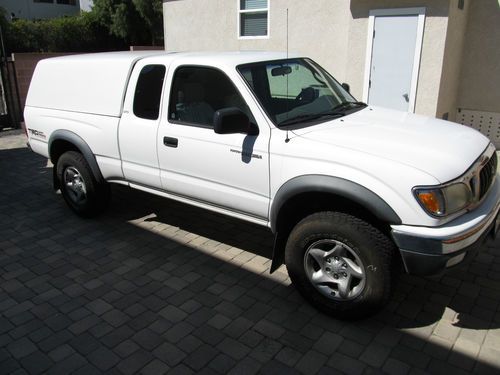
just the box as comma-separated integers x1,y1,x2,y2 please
270,232,285,273
53,167,60,192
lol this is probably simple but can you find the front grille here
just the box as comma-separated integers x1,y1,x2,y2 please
479,152,498,199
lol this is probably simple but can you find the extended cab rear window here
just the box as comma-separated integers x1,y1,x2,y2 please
133,65,166,120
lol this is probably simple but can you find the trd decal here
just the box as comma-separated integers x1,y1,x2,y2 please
28,128,47,139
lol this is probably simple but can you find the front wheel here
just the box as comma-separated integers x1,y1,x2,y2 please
56,151,110,217
285,211,396,319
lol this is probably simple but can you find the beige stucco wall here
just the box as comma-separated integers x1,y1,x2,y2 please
163,0,351,79
457,0,500,114
164,0,456,118
435,0,469,121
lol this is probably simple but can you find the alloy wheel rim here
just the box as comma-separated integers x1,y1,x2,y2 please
63,166,87,203
304,239,366,301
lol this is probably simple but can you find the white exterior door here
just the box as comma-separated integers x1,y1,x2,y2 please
364,8,425,112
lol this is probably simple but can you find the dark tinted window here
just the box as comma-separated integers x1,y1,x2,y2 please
133,65,166,120
169,66,254,128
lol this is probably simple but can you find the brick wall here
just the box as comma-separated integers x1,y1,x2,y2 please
12,53,75,112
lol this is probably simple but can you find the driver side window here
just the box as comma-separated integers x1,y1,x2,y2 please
168,67,254,128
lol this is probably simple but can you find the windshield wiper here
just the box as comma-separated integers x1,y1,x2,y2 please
331,101,367,114
278,112,344,127
278,101,367,126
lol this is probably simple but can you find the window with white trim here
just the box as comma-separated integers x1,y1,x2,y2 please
239,0,269,37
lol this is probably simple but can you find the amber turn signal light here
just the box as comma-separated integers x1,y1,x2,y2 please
416,191,443,215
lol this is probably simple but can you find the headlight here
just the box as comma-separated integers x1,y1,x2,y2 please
414,183,472,217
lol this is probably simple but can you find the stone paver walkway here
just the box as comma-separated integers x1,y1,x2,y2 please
1,130,499,374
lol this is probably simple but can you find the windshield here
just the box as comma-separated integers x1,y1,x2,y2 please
237,58,364,127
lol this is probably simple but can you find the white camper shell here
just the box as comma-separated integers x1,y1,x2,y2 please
25,51,165,117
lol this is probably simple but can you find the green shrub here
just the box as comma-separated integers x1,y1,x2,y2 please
1,10,127,53
0,0,163,53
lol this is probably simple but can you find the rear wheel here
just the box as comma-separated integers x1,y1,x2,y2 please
56,151,110,217
285,211,396,319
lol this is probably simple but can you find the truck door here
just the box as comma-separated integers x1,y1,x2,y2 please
118,61,167,189
157,64,271,220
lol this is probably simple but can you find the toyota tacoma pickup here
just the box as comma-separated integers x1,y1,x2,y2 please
24,51,500,319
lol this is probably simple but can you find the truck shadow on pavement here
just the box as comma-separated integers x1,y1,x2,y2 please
1,146,499,374
113,185,500,328
119,187,274,261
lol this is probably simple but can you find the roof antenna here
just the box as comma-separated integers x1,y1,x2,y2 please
285,8,290,143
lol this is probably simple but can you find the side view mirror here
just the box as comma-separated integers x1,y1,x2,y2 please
341,83,350,93
213,107,259,136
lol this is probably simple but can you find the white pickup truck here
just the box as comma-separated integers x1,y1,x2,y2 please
25,51,499,319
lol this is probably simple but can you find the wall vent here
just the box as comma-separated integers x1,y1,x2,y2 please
457,109,500,149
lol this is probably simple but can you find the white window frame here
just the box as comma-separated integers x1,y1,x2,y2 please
362,7,426,113
237,0,270,40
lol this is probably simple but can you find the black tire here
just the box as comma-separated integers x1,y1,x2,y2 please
56,151,110,217
285,211,396,319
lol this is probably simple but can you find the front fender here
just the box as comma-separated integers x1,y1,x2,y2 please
270,175,402,233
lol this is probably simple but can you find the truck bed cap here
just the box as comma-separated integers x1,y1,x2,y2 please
25,51,167,117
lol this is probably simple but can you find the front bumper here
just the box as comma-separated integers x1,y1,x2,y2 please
391,177,500,276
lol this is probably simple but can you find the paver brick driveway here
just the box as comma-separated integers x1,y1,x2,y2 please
1,129,500,374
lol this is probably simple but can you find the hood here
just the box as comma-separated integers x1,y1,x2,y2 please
293,106,490,183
